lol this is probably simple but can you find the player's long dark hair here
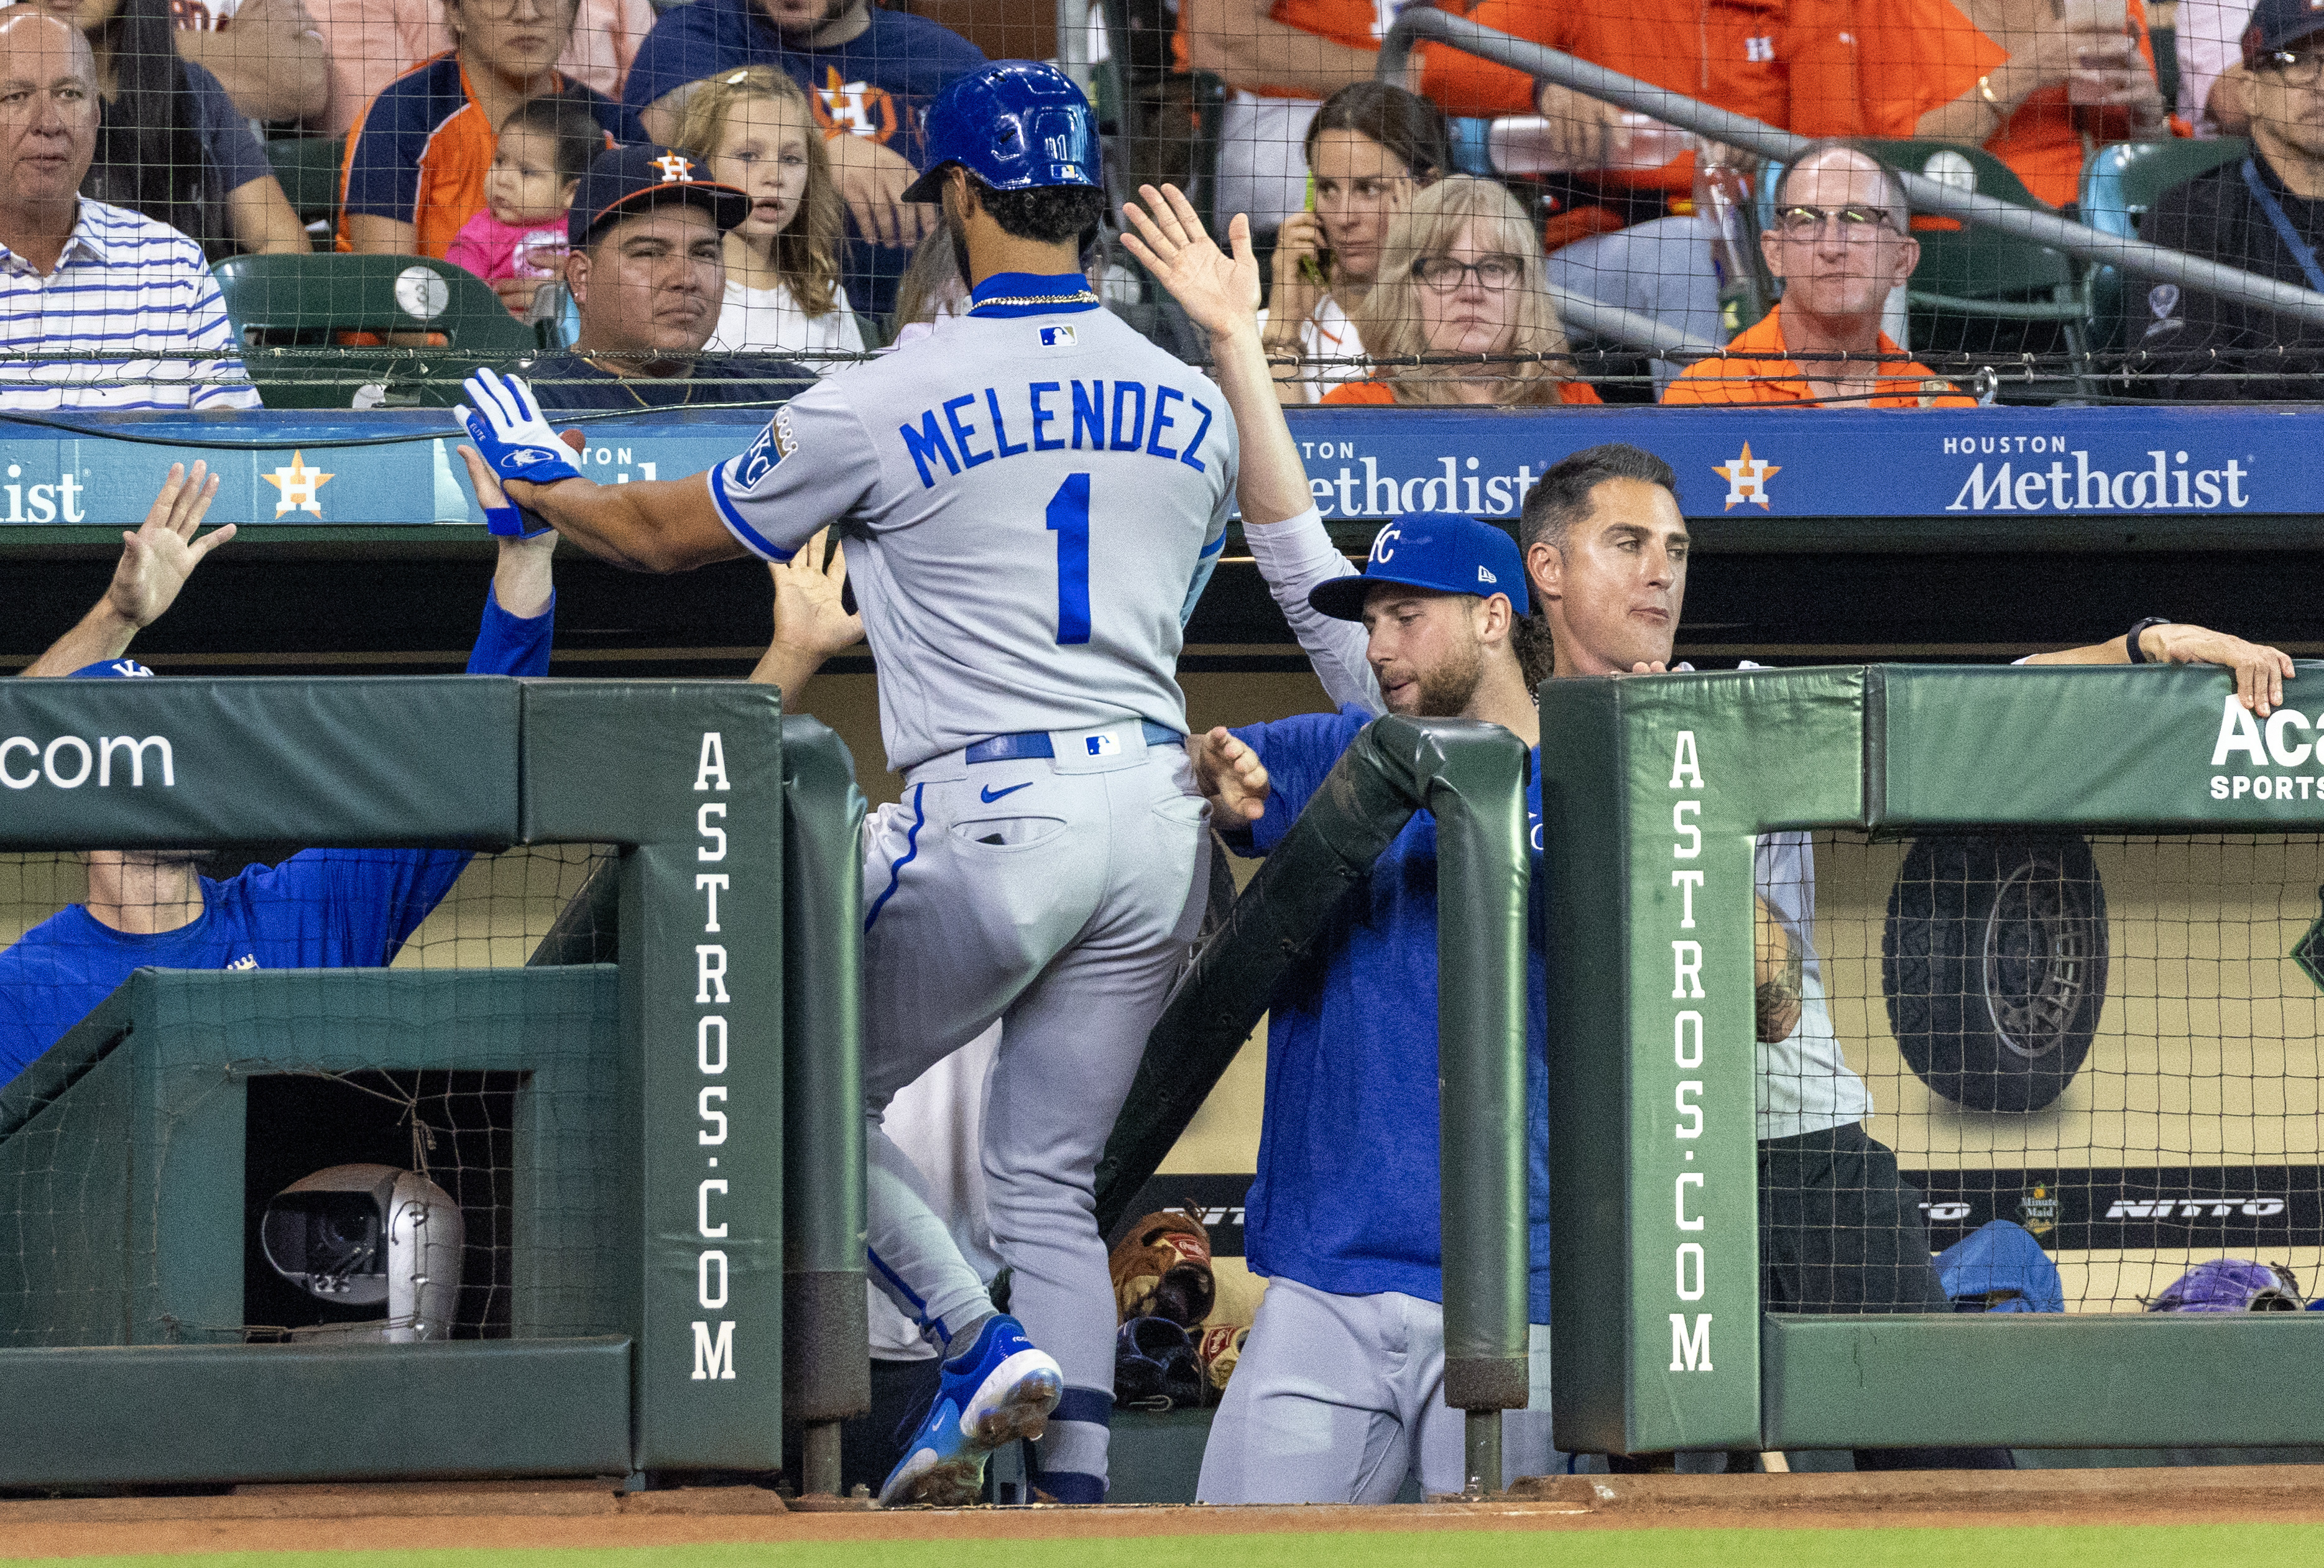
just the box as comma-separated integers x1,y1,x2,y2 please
81,0,222,252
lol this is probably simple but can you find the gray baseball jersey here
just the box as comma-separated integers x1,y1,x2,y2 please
708,303,1237,771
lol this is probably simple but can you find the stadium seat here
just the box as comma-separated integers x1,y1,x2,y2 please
211,254,541,410
262,134,344,236
1764,139,2091,389
2080,137,2250,351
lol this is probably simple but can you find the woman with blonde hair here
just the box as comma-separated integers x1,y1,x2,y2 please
1324,176,1598,407
672,67,864,369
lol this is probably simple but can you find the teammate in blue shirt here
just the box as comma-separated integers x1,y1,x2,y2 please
1185,519,1557,1503
623,0,986,318
0,459,560,1086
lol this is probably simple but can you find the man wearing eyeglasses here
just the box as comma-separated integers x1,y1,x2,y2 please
2138,0,2324,400
1662,141,1975,408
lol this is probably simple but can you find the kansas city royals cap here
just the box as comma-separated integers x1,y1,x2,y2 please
899,60,1102,205
67,658,155,679
569,144,750,248
2243,0,2324,65
1307,512,1528,622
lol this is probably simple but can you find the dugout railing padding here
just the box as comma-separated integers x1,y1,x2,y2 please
1540,662,2324,1456
0,676,867,1488
1097,714,1533,1490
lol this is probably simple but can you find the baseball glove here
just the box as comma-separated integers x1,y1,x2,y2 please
2148,1257,2305,1312
1109,1209,1216,1327
1115,1316,1207,1410
1197,1321,1248,1391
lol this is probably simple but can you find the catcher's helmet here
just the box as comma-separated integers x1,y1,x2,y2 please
899,60,1101,204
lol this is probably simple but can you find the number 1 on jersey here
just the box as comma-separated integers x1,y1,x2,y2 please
1046,473,1092,645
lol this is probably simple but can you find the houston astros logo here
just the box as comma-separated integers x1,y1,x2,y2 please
811,68,900,141
652,152,694,182
1713,442,1779,511
263,451,334,517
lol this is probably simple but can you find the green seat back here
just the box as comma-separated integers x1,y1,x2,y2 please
1863,140,2077,300
2080,137,2249,348
212,254,539,409
262,136,344,230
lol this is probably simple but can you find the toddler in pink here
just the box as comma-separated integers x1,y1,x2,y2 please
448,93,607,313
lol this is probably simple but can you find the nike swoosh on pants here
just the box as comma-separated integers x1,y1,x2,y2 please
980,782,1033,803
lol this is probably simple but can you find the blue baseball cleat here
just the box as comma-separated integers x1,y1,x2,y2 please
877,1314,1063,1507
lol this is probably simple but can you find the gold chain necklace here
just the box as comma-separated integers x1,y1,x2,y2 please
972,288,1100,311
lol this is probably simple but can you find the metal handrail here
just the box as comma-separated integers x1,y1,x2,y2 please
1547,283,1715,359
1380,7,2324,331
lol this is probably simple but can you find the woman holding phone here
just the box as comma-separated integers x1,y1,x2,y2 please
1258,81,1448,405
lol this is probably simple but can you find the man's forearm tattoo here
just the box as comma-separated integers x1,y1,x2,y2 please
1756,920,1804,1043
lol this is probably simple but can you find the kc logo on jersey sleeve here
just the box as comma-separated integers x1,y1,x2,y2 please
737,409,799,488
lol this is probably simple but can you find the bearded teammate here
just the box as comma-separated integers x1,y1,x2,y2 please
453,63,1246,1505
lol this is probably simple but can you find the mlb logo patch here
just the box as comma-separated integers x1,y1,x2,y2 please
1041,325,1077,348
1085,732,1121,757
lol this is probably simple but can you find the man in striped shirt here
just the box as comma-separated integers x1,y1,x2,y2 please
0,9,258,413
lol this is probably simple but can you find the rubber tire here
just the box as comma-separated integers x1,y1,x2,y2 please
1882,834,2108,1114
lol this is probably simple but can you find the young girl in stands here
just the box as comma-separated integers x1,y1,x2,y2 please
448,95,604,316
1325,176,1599,407
1261,82,1447,405
673,68,864,371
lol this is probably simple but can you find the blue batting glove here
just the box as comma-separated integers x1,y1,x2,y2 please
458,368,583,487
482,500,555,540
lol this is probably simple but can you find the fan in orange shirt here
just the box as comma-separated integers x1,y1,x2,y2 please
1319,175,1602,408
1174,0,1396,233
1415,0,2008,218
1663,143,1975,407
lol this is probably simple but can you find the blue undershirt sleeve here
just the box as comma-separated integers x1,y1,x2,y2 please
466,583,555,676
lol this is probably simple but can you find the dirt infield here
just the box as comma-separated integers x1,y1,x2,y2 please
9,1467,2324,1559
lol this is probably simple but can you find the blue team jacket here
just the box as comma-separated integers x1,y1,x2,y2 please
1227,706,1552,1324
0,588,553,1085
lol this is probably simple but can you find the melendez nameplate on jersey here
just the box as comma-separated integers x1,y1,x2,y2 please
896,379,1220,489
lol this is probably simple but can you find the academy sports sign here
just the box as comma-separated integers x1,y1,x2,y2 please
0,404,2308,527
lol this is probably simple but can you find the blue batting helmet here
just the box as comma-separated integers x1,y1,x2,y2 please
899,61,1102,204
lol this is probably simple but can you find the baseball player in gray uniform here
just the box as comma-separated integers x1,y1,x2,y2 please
453,65,1249,1506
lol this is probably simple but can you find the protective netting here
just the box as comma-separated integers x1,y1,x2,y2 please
1,0,2308,410
0,843,620,1347
1807,829,2324,1317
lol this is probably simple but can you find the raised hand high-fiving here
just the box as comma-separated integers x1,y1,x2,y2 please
1118,183,1263,339
107,461,230,630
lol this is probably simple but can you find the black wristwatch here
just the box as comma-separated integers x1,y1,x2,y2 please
2125,617,2172,664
